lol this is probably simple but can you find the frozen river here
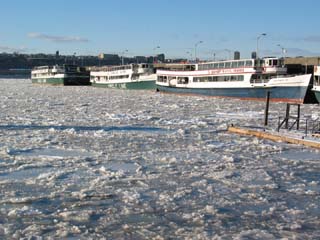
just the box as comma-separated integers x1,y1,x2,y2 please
0,79,319,239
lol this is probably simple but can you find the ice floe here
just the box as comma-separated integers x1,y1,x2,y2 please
0,78,319,239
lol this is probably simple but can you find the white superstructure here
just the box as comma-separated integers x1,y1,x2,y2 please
31,65,90,85
90,63,156,87
157,58,287,89
312,65,320,102
31,65,67,81
156,57,311,103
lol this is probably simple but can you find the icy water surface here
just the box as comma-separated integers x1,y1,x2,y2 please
0,79,319,239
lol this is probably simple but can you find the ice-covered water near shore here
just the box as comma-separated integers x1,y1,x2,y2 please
0,78,319,239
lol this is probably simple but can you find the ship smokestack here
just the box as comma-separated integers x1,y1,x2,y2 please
234,51,240,60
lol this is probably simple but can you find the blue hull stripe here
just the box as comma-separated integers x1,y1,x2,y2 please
157,86,308,103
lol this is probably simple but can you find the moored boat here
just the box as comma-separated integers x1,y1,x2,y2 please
312,66,320,103
156,57,312,103
90,63,156,89
31,65,90,85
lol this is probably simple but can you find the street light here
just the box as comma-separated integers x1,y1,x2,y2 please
153,46,160,63
224,49,232,60
256,33,267,58
277,44,286,58
186,51,193,62
194,41,203,62
121,49,128,65
212,51,216,61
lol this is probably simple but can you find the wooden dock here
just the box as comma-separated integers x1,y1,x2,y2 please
228,126,320,149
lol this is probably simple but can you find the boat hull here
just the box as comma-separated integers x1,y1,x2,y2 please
156,85,309,104
313,89,320,103
92,80,156,90
31,76,90,85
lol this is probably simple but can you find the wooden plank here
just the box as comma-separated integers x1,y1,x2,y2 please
312,133,320,138
228,126,320,149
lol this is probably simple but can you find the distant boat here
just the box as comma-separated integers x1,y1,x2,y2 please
312,66,320,103
156,57,312,104
90,63,156,89
31,65,90,85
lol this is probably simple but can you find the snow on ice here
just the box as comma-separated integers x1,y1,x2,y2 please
0,78,319,239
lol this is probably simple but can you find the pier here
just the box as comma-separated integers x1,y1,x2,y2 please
228,126,320,149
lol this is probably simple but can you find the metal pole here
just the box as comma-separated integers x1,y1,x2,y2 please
297,104,300,130
257,33,266,59
194,41,203,62
121,50,128,65
153,46,160,63
285,104,290,129
305,119,308,136
264,91,271,126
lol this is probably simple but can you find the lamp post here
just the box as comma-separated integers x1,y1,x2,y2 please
153,46,160,63
121,49,128,65
194,41,203,62
186,51,193,62
224,49,232,60
256,33,267,58
277,44,286,59
212,51,216,61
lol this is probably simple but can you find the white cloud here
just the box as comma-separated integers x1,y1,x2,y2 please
28,32,89,43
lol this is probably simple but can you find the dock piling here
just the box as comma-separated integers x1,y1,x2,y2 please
264,91,271,126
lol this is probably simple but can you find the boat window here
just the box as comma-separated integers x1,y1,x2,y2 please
225,62,231,68
246,60,253,67
231,61,238,68
158,75,169,83
238,61,245,67
273,60,278,66
177,77,189,84
230,75,237,81
219,62,225,68
114,75,128,79
214,63,219,69
192,75,244,82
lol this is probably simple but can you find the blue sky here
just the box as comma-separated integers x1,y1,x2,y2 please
1,0,320,59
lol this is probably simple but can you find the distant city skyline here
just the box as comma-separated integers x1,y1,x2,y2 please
1,0,320,59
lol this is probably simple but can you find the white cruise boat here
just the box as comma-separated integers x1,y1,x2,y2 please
312,66,320,103
156,57,312,103
90,63,156,89
31,65,90,85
